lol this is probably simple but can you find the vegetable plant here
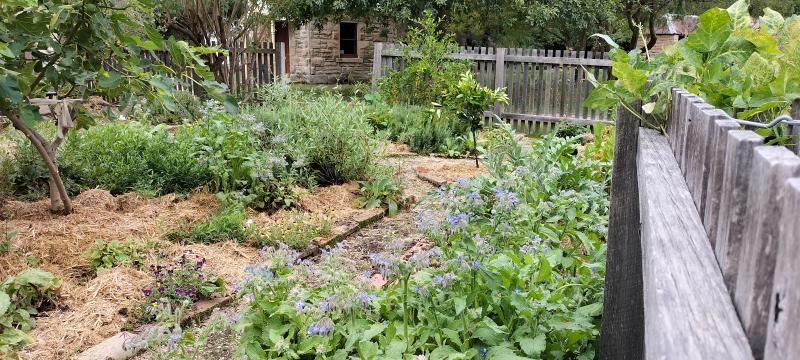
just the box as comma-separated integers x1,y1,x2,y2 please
83,239,149,272
585,0,800,132
355,177,404,217
1,269,60,356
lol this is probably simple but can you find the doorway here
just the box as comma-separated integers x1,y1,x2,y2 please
275,21,291,74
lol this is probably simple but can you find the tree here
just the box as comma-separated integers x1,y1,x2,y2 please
155,0,269,83
0,0,234,214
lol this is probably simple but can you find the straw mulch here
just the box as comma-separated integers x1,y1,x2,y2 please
0,189,262,359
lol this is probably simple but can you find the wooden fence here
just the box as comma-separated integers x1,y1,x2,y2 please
371,43,613,134
602,91,800,359
95,41,284,99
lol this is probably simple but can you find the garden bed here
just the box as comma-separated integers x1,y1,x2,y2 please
0,152,485,359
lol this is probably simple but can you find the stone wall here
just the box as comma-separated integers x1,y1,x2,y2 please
288,22,400,84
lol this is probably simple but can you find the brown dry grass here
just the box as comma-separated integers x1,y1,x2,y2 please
0,189,265,359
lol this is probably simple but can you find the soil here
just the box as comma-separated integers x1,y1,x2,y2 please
2,151,487,360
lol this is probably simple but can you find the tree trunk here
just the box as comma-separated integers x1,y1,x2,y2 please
4,109,73,214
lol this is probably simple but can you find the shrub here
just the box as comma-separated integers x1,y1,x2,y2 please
133,254,225,324
251,93,380,185
255,211,332,250
379,12,470,106
83,239,149,272
59,122,210,196
1,269,61,355
554,122,591,138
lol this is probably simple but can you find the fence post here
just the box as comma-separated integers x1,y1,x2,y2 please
493,48,506,118
600,105,644,359
791,99,800,154
276,42,286,82
371,42,384,92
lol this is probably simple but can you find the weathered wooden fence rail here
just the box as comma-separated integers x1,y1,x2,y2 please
93,41,284,99
602,91,800,359
371,43,613,134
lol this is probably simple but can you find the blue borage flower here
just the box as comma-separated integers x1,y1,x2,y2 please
455,177,469,187
294,299,306,311
432,273,455,289
479,346,488,357
357,292,377,307
412,285,429,297
466,191,480,200
308,318,334,336
414,210,440,232
493,186,520,210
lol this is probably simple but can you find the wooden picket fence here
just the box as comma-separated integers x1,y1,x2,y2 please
94,41,284,99
371,43,613,134
602,92,800,359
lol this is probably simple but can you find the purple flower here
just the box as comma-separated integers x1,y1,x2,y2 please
447,212,470,230
456,177,468,187
493,187,520,210
295,300,307,311
142,289,152,296
308,318,334,335
466,192,480,200
357,292,377,307
479,347,488,357
471,261,481,270
413,286,429,297
432,273,455,289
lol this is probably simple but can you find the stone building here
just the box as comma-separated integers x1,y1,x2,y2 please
635,14,699,53
274,21,402,84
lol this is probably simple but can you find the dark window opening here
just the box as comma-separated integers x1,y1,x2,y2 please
340,22,357,58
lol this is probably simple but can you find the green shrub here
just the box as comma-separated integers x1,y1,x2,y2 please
251,94,380,185
1,269,60,355
4,124,81,200
133,255,224,324
83,239,149,272
165,206,250,244
379,12,470,106
554,122,591,138
59,122,210,196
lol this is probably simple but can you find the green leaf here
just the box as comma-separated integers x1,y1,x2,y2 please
20,106,42,127
0,292,10,316
387,200,398,216
361,322,387,342
149,76,173,94
518,334,546,357
590,34,620,49
454,296,467,315
686,8,732,53
0,75,22,105
98,71,122,88
611,62,647,95
0,42,15,58
727,0,751,30
760,8,785,35
578,302,603,317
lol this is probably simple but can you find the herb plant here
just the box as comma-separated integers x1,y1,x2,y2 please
355,177,404,217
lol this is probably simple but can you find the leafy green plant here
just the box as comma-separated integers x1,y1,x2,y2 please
256,211,333,250
0,0,235,214
355,178,404,216
441,71,509,167
165,206,251,244
1,269,60,355
83,239,149,272
233,129,611,359
1,215,15,256
379,12,471,106
586,0,800,130
133,254,225,325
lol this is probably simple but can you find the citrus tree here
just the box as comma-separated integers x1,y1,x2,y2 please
441,71,508,167
0,0,235,213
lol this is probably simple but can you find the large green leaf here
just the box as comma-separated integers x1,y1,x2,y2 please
727,0,751,30
760,8,785,35
686,8,732,53
611,62,647,95
518,334,546,357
